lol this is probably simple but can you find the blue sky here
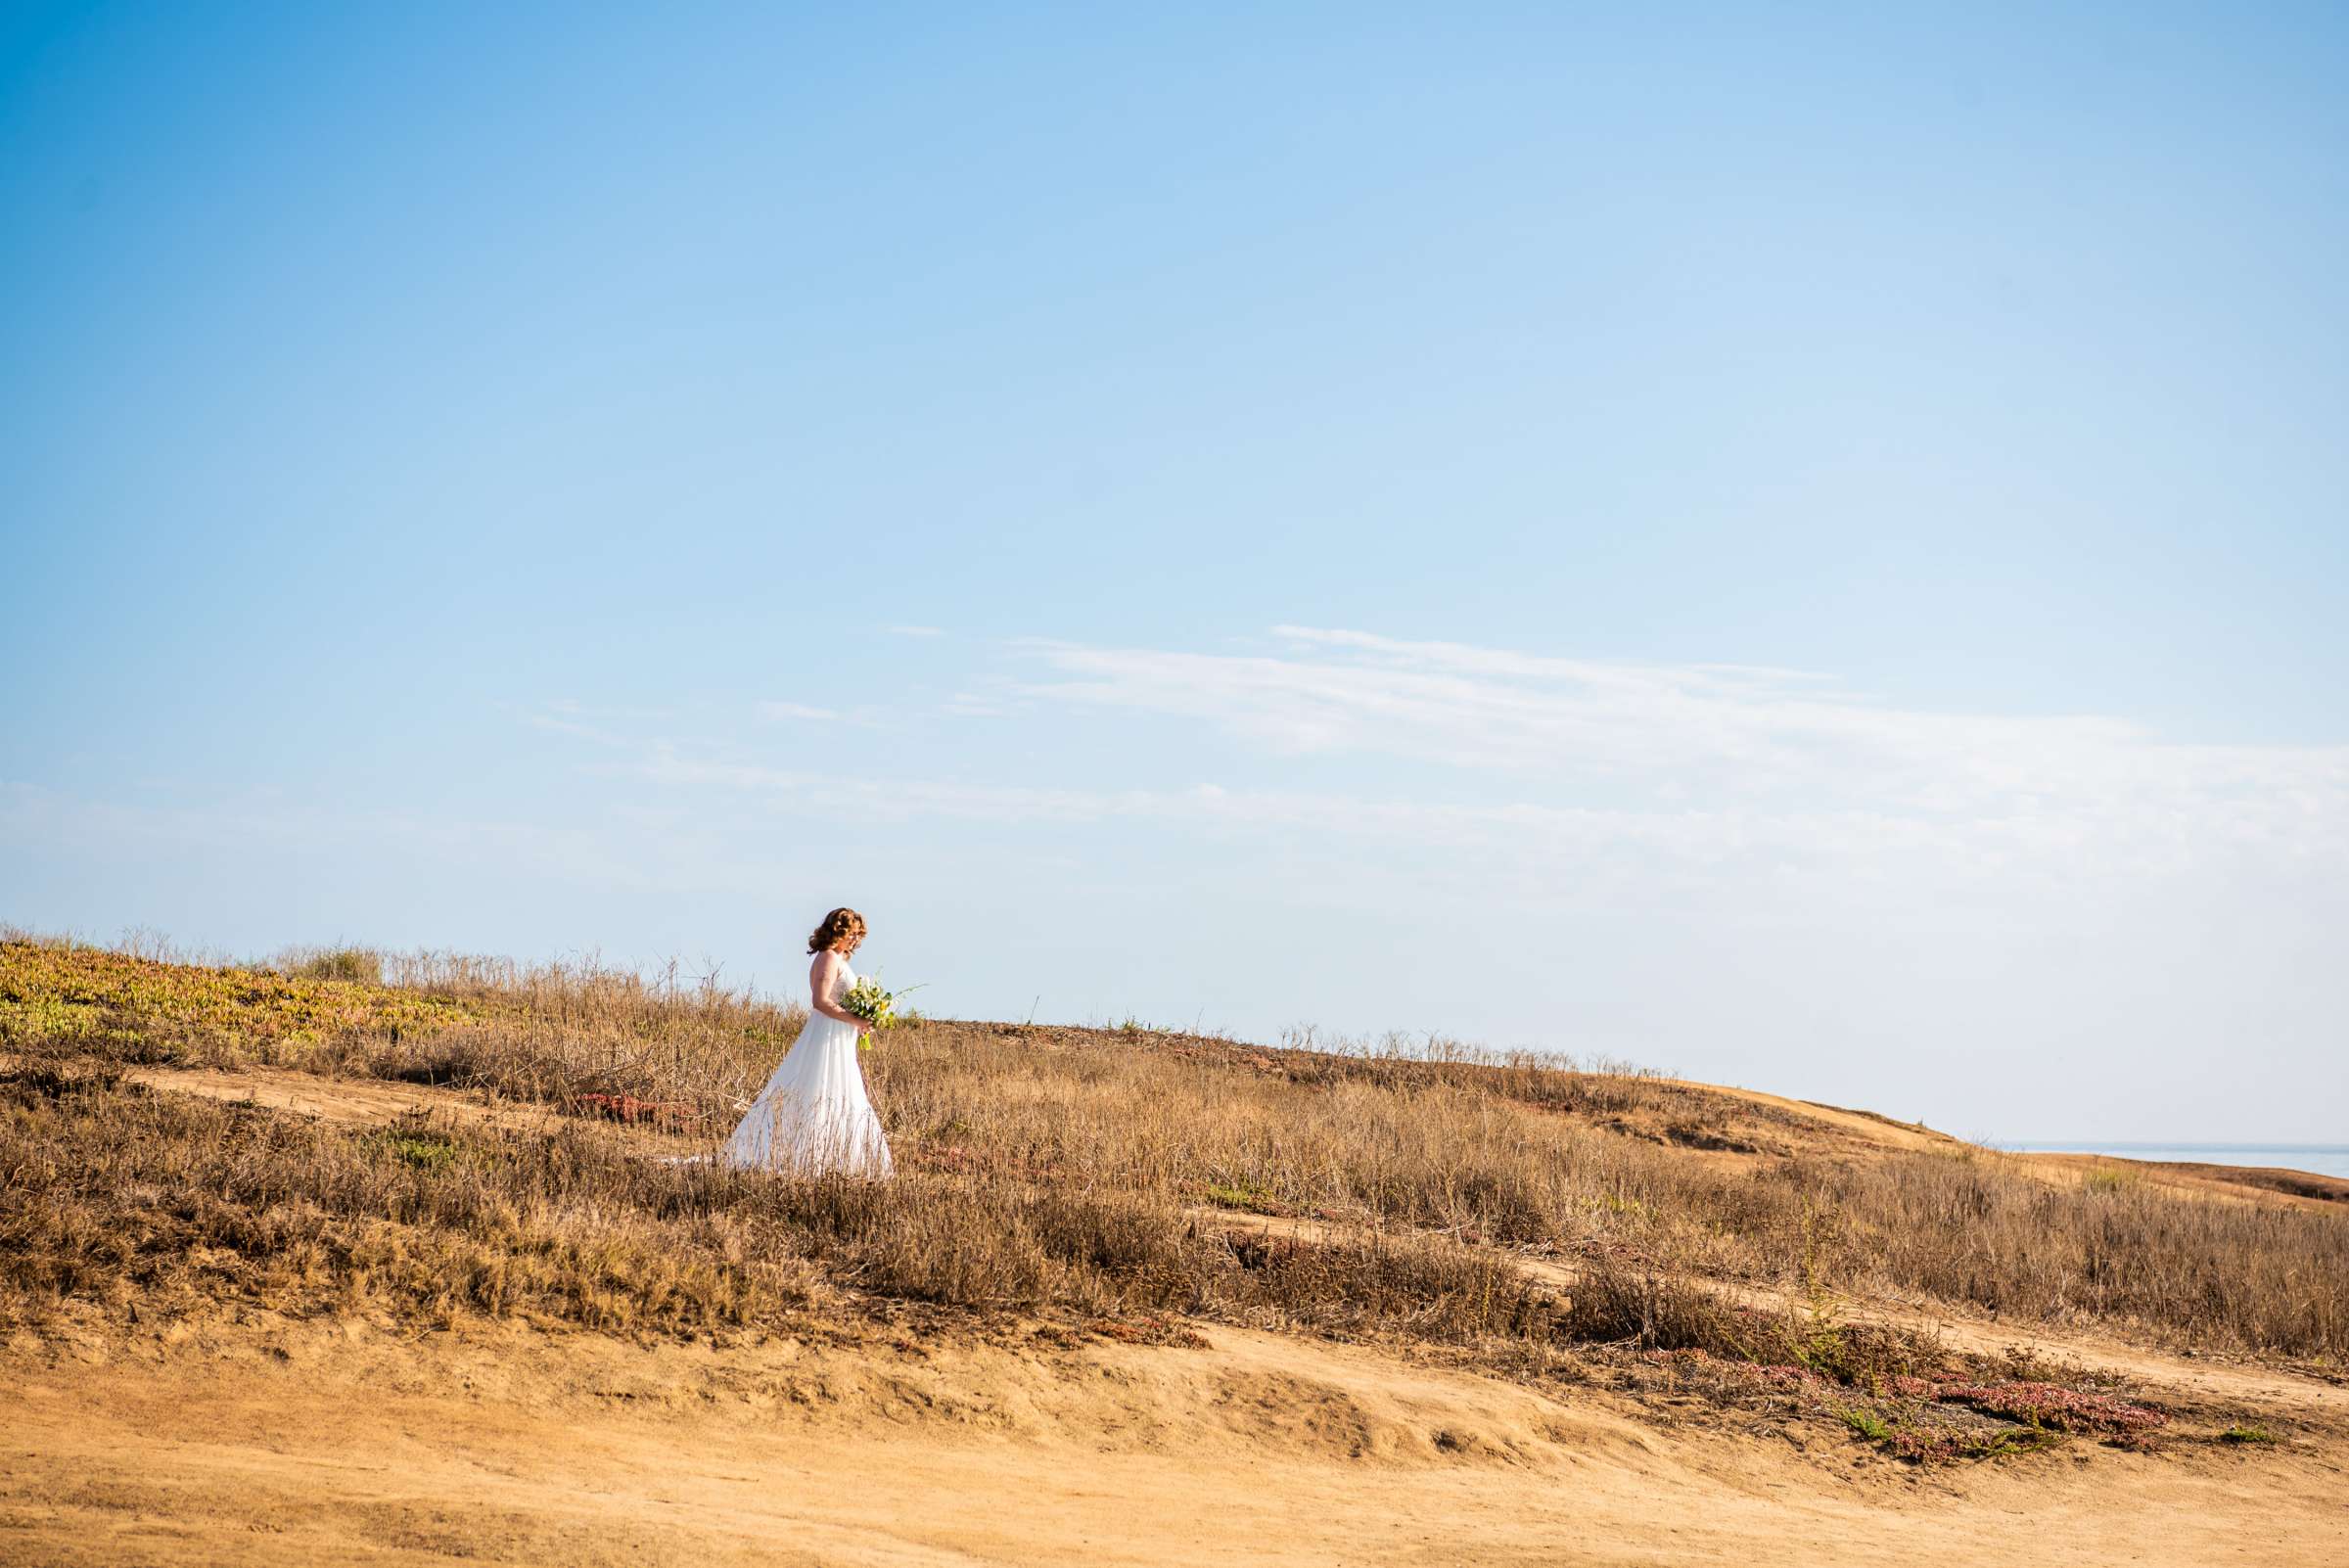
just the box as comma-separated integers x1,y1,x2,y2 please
4,3,2344,1141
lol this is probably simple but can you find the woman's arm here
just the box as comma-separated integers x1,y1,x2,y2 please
807,949,868,1029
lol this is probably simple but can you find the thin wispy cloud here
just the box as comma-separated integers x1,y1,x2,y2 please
758,701,840,722
525,713,631,747
520,699,677,748
0,781,672,893
530,627,2346,913
1004,628,2349,865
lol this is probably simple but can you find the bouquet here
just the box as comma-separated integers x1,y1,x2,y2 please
842,974,923,1049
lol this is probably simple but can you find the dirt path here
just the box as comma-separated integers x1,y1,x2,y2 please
123,1064,558,1130
1681,1082,1958,1152
121,1063,707,1153
4,1311,2344,1568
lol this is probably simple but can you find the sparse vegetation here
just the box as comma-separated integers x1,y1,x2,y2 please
285,945,387,985
1840,1407,1893,1442
0,939,490,1060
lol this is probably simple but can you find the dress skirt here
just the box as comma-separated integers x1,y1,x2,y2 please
721,1012,893,1176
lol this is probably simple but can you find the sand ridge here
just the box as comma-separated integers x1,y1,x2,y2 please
5,1302,2344,1568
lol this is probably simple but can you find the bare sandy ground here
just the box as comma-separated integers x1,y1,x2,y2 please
119,1063,567,1132
5,1303,2344,1568
2,1063,2338,1567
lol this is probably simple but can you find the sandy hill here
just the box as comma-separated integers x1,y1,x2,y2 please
1,938,2344,1566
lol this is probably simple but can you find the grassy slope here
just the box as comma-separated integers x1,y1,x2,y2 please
4,936,2344,1473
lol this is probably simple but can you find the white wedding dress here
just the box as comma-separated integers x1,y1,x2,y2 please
721,959,893,1176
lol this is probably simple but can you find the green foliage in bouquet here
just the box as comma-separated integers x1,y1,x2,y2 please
842,974,925,1050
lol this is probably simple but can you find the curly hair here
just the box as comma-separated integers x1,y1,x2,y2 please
806,906,867,954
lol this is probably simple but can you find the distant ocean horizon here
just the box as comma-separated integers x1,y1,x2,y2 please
2001,1142,2349,1180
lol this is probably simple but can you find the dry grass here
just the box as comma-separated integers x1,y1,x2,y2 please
4,933,2345,1372
1802,1149,2346,1357
0,1045,1560,1356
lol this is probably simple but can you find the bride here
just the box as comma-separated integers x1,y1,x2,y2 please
721,906,893,1176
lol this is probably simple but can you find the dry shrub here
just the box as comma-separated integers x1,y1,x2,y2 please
1808,1151,2349,1358
1213,1225,1567,1342
1562,1258,1758,1352
1561,1256,1945,1385
282,945,386,985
